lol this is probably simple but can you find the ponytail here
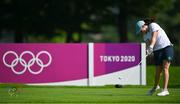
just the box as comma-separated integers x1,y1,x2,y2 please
144,17,156,25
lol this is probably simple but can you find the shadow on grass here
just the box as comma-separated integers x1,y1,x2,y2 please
0,83,180,89
169,85,180,88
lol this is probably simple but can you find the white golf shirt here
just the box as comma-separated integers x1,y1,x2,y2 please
143,23,172,51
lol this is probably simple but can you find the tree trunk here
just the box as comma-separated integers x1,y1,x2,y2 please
117,6,128,42
66,31,73,43
14,0,24,43
14,31,23,43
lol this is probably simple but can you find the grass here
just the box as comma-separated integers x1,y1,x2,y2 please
0,87,180,103
0,66,180,104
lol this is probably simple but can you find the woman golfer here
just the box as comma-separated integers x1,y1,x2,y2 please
136,18,174,96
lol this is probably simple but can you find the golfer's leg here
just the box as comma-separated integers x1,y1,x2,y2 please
163,60,170,90
154,65,162,87
147,66,162,95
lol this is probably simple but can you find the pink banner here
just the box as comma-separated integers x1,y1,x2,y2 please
94,43,141,76
0,44,88,83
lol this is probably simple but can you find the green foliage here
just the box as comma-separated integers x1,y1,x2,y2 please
0,0,179,42
27,34,66,43
148,0,174,16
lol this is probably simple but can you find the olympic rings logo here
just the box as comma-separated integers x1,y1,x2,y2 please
3,51,52,75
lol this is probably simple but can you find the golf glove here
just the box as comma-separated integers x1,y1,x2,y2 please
146,45,153,56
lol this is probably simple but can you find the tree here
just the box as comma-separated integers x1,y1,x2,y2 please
113,0,174,42
0,0,176,43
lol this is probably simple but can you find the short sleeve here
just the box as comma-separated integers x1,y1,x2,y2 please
149,23,160,32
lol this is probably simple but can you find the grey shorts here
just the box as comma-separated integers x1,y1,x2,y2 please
153,46,174,65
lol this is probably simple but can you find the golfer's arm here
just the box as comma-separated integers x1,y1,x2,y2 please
150,31,158,47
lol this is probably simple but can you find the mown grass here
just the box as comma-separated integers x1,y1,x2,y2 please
0,66,179,104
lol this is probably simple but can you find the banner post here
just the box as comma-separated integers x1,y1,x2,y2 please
88,43,94,86
140,43,146,85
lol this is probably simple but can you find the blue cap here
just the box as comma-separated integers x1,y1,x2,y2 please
136,20,145,35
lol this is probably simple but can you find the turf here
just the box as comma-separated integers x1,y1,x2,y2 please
0,66,180,104
0,86,180,103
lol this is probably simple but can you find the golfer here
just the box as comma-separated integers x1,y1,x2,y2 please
136,18,174,96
